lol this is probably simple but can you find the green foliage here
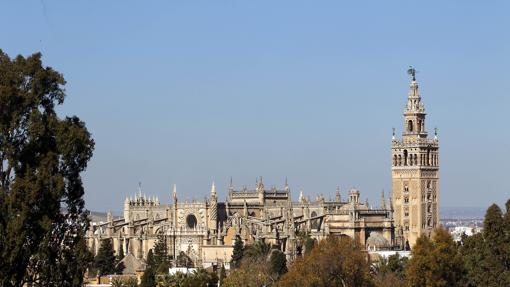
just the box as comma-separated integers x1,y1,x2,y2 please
94,239,117,276
406,228,465,287
0,50,94,286
140,250,157,287
244,240,271,261
176,251,194,268
153,234,171,274
460,202,510,286
304,236,316,255
270,250,287,276
278,236,374,287
158,269,217,287
375,253,408,282
219,265,227,285
231,235,245,268
114,245,126,275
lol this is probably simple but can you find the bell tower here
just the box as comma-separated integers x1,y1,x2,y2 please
391,68,439,248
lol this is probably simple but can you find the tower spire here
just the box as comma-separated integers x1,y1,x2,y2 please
211,181,217,196
381,190,386,209
172,184,177,203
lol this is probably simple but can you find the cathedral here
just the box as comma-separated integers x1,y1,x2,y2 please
86,71,439,268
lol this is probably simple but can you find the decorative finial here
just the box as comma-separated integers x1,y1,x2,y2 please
407,66,417,81
381,190,386,209
172,184,177,202
138,182,142,197
392,127,396,140
211,181,216,196
434,127,438,140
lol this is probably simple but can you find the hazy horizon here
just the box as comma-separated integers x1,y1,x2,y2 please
2,1,509,212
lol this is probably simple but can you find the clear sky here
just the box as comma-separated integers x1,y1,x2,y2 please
1,1,509,213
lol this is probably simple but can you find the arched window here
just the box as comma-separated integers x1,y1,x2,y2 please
186,214,197,229
414,154,418,165
408,120,413,132
403,150,408,166
398,155,402,166
393,155,397,166
417,120,422,132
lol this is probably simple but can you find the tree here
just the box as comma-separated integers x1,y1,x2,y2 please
406,228,465,287
0,50,94,286
231,235,245,268
374,253,408,286
94,239,117,276
270,250,287,277
219,265,227,285
158,269,217,287
223,257,273,287
460,202,510,286
176,251,194,268
140,249,157,287
153,234,171,274
114,245,126,275
244,240,271,262
278,236,374,287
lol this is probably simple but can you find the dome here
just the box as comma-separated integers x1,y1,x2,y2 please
366,232,390,250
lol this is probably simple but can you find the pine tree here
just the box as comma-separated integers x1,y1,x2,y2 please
0,50,94,286
140,249,157,287
270,250,288,276
94,239,117,276
114,245,125,275
231,235,245,268
153,234,170,274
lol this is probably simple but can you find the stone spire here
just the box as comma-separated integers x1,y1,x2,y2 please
284,177,289,192
172,184,177,204
381,190,386,209
229,176,234,192
210,181,218,230
211,181,217,197
298,190,305,203
335,186,341,202
256,176,264,191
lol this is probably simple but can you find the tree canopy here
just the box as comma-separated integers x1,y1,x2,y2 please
0,50,94,287
278,236,374,287
94,239,117,276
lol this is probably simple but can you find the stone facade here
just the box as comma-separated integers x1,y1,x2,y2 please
86,74,439,267
391,74,439,247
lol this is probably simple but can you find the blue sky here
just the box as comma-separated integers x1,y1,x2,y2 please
1,1,509,213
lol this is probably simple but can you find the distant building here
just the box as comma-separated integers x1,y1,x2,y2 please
86,72,439,267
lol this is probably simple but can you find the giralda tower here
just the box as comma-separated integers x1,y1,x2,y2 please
391,68,439,248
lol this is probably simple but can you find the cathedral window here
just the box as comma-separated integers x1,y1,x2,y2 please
398,155,402,166
393,155,397,166
186,214,198,229
403,150,408,166
408,120,413,132
404,196,409,204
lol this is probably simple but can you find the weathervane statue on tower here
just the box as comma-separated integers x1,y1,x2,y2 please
407,66,417,81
